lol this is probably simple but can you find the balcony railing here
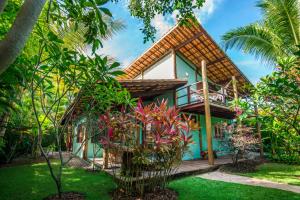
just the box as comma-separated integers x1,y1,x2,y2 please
176,81,234,108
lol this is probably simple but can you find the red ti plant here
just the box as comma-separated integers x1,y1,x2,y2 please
97,99,194,196
134,99,193,154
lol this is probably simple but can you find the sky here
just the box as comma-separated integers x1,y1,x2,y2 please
98,0,274,84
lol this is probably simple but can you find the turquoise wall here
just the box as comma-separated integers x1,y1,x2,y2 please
155,90,174,106
72,52,230,161
182,113,201,160
72,117,84,158
200,115,230,156
176,53,204,106
176,53,201,84
72,116,102,159
176,53,230,159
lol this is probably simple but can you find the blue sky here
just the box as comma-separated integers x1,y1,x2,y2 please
99,0,273,84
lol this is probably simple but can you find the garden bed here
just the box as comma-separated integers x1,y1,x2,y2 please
112,188,177,200
219,160,263,173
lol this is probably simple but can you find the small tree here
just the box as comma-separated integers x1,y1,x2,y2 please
81,83,135,171
99,99,193,197
222,123,259,166
23,25,125,197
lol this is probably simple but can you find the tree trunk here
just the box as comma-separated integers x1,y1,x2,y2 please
0,0,8,14
0,0,46,75
254,104,264,159
0,112,10,137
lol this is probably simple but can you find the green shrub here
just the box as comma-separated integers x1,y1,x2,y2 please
271,154,300,165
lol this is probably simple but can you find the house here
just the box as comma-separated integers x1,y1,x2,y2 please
67,20,251,166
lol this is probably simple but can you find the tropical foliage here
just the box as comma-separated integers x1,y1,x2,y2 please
221,123,259,165
255,52,300,164
222,0,300,165
98,100,193,197
232,47,300,164
0,0,206,75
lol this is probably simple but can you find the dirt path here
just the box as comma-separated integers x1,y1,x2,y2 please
197,171,300,194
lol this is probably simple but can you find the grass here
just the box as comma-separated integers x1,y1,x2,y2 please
240,163,300,186
169,177,300,200
0,162,115,200
0,162,299,200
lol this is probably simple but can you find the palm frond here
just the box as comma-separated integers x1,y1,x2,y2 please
101,16,126,40
51,16,126,53
222,23,284,65
257,0,300,47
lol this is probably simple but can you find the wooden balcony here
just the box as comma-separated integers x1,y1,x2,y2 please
176,81,236,119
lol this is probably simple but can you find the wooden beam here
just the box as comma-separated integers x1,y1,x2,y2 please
174,32,203,51
232,76,238,101
202,60,214,165
187,85,191,104
172,49,177,78
207,56,226,66
103,148,109,169
199,115,203,152
67,124,72,151
198,25,252,86
131,89,169,98
82,126,88,161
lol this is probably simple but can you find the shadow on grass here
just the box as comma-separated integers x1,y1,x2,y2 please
244,163,300,186
169,177,300,200
0,162,115,200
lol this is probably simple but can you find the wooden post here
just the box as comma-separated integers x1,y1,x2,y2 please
201,60,214,165
172,49,177,78
66,124,72,151
103,148,109,169
172,49,177,107
199,115,203,153
232,76,238,101
187,85,191,104
254,104,264,159
82,126,88,160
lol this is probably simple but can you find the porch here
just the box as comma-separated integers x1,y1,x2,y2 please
91,156,232,178
176,80,236,119
173,156,232,178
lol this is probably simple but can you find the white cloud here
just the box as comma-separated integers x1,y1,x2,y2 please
151,0,223,37
195,0,224,23
98,0,224,68
152,14,175,37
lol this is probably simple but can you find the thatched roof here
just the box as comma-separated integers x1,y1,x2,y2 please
118,20,251,92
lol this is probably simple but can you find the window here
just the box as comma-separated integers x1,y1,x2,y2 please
214,123,224,139
77,125,83,143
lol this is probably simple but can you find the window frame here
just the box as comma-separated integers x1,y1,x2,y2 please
214,123,224,139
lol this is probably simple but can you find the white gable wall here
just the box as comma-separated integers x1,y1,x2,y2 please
134,52,175,79
135,74,142,79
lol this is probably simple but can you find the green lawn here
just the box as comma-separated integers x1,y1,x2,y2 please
240,163,300,186
169,177,300,200
0,162,116,200
0,162,299,200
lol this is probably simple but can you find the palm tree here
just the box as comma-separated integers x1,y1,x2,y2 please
52,15,125,54
222,0,300,65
